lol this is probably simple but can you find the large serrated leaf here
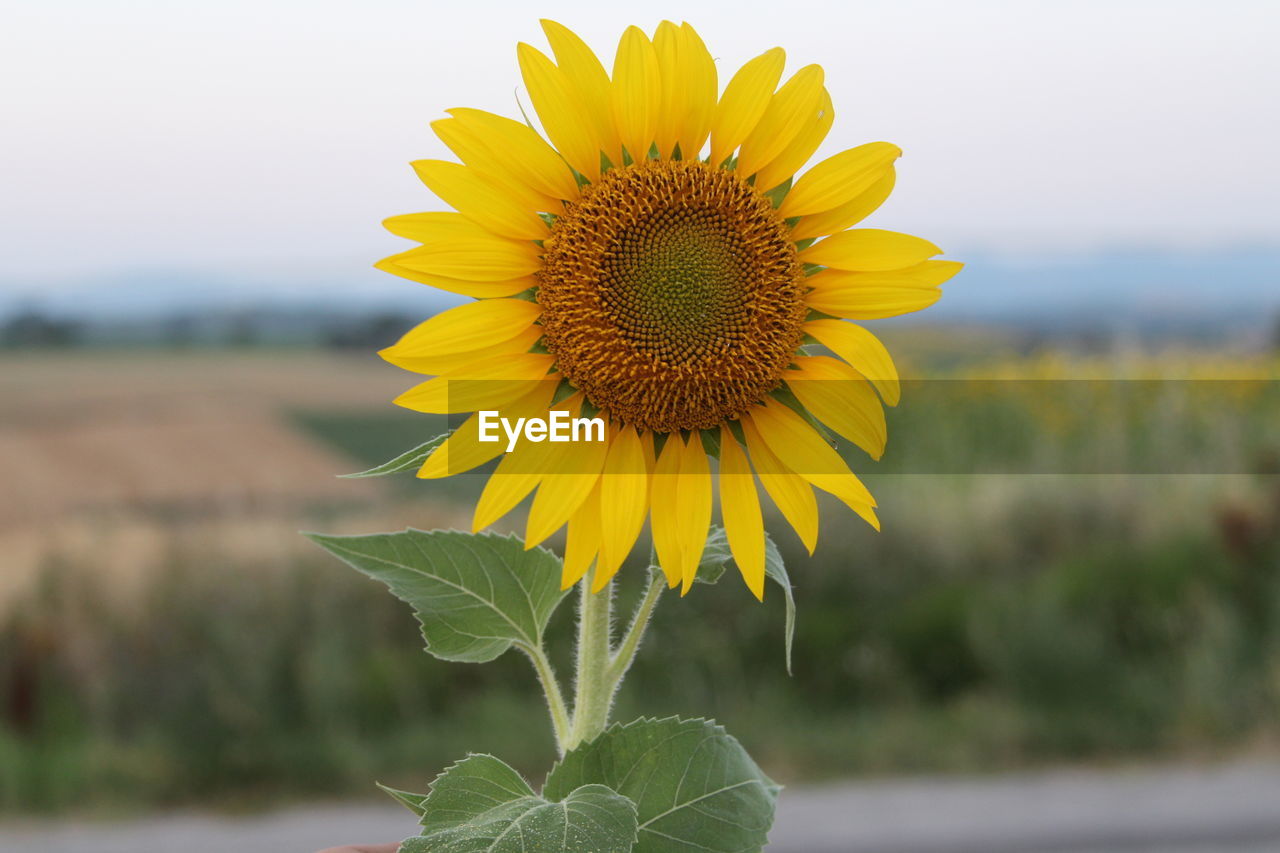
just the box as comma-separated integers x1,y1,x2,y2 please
338,431,452,478
694,526,798,672
305,530,569,663
544,717,779,853
400,754,638,853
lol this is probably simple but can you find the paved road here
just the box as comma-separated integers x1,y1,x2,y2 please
5,761,1280,852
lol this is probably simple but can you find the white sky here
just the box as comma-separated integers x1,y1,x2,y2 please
2,0,1277,293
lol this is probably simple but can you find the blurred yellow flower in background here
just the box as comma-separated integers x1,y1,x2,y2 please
377,20,961,599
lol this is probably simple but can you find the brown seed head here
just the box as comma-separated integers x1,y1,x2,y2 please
537,159,806,432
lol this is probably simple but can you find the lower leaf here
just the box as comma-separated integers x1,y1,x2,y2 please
402,753,638,853
544,717,779,853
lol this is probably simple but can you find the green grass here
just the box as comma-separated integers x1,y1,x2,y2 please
4,367,1280,813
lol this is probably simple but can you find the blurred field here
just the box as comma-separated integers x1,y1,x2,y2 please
1,341,1278,814
0,350,447,608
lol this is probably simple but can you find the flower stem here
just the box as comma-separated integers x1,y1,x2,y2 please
565,571,614,751
520,642,571,753
607,569,666,688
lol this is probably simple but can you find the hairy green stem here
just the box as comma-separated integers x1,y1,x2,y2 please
533,563,668,754
519,642,572,753
607,570,666,688
565,571,614,750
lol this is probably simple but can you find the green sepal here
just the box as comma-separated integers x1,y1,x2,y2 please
551,378,579,405
698,427,721,460
761,176,792,208
338,432,451,478
803,307,838,323
770,383,838,448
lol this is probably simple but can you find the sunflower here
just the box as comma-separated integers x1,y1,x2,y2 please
377,21,961,600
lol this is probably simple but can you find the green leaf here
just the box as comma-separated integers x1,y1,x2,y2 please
545,717,779,853
692,526,733,585
378,782,428,817
338,432,451,478
401,754,638,853
304,530,569,663
693,526,797,673
761,175,792,208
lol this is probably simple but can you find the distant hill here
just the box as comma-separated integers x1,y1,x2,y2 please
3,246,1278,344
925,246,1280,330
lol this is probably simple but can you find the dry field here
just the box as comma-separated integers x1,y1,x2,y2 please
0,350,462,608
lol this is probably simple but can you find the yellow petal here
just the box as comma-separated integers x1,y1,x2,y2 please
525,398,610,548
394,354,555,414
379,211,541,293
562,479,603,589
808,286,941,320
374,259,535,299
897,259,966,286
380,325,542,376
612,26,661,164
411,160,548,241
639,426,657,481
748,398,879,529
540,20,618,171
379,235,540,281
741,415,819,554
526,462,606,548
806,268,946,320
417,380,557,479
677,431,713,594
787,356,886,459
473,438,550,531
595,424,650,589
676,23,717,160
778,142,901,218
417,413,504,480
518,42,602,181
431,118,562,214
649,432,685,587
447,107,579,201
789,169,896,242
718,425,766,601
472,393,587,531
754,87,833,194
709,47,785,168
651,21,681,158
736,64,824,180
382,298,542,360
800,228,941,272
382,211,493,243
803,318,900,406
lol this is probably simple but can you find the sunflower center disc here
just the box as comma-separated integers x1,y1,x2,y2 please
537,159,807,432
